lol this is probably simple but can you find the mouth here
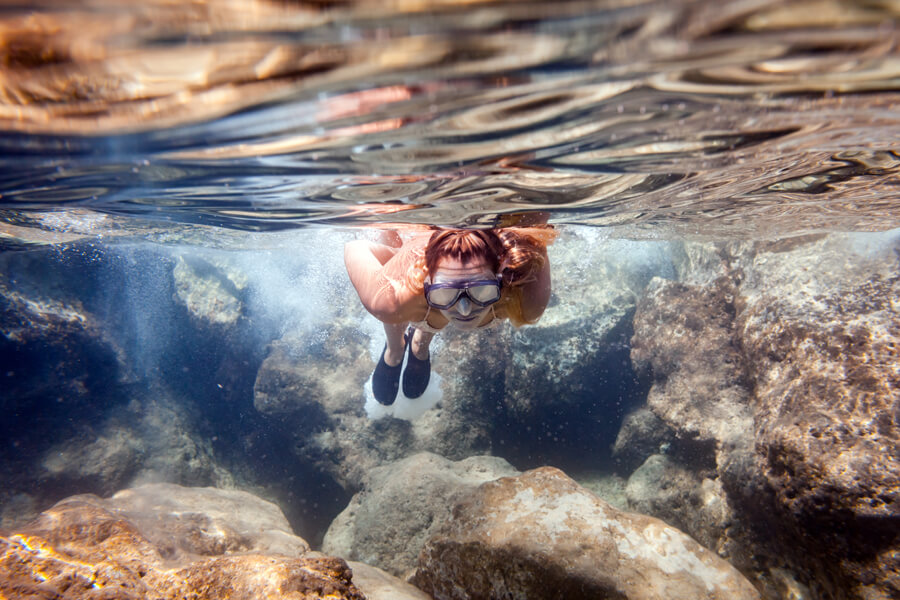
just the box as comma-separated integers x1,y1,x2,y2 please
452,315,477,322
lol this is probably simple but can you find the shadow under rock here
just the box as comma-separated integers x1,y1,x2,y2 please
490,316,650,473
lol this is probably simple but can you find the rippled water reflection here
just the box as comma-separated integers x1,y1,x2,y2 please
0,0,898,238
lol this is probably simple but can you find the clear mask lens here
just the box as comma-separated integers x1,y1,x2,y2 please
425,279,501,309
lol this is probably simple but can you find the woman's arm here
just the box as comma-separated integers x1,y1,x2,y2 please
344,238,425,324
514,246,552,323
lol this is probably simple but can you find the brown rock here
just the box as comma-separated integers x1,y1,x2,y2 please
323,452,519,580
626,234,900,599
734,235,900,596
0,485,365,600
412,467,760,600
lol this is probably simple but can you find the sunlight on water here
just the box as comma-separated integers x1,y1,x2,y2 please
0,0,897,239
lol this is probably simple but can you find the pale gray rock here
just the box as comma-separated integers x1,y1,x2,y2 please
97,482,311,557
573,471,629,510
322,452,519,580
172,253,248,327
348,562,433,600
625,454,732,554
412,467,761,600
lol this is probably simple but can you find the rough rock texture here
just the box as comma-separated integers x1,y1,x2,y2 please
412,467,761,600
625,454,732,553
626,232,900,599
253,317,423,490
0,484,366,600
322,452,519,580
611,407,676,472
0,250,129,414
347,561,433,600
736,234,900,599
172,253,248,327
41,394,234,496
631,275,754,453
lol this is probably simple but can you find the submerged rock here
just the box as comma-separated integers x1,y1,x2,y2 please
412,467,761,600
0,483,424,600
172,253,248,327
625,232,900,599
323,452,519,580
0,484,363,600
0,251,129,411
625,454,732,554
735,234,900,597
612,407,676,472
253,318,420,489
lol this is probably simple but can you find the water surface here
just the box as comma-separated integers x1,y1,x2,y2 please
1,0,898,239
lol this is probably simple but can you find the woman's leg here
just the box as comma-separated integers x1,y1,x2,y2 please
410,328,434,360
383,321,407,367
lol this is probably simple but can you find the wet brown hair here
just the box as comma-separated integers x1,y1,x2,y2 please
424,229,504,277
422,226,555,287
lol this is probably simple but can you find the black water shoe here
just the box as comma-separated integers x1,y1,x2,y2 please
372,345,402,405
402,327,431,399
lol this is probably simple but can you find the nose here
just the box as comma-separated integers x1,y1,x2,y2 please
456,296,472,316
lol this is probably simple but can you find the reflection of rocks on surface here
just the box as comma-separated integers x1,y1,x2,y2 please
625,232,900,599
322,452,519,580
0,483,424,600
412,467,761,600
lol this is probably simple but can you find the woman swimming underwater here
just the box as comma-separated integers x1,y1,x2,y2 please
344,225,556,405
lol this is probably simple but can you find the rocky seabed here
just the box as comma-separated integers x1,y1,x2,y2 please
1,229,898,599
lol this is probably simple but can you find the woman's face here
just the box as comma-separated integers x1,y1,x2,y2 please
430,255,497,330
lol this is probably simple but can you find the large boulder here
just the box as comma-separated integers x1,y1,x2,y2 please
624,232,900,599
412,467,761,600
0,483,423,600
322,452,519,580
252,318,426,490
735,234,900,597
172,253,248,328
0,484,363,600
